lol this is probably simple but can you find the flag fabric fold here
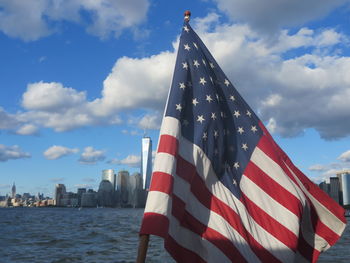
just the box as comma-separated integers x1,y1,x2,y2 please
140,21,346,263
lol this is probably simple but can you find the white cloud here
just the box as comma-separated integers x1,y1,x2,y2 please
108,154,141,168
189,19,350,139
338,150,350,162
308,164,328,172
213,0,350,33
22,82,86,112
121,129,143,136
0,0,150,41
15,124,39,135
0,107,19,129
2,13,350,139
79,146,105,164
308,151,350,183
44,145,79,160
0,0,51,41
262,94,282,107
0,144,31,162
138,113,162,130
82,0,149,39
17,81,122,132
90,51,175,115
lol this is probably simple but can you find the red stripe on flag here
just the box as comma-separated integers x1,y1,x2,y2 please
284,156,346,224
158,134,178,156
165,235,207,263
244,161,303,217
172,194,248,263
176,155,282,263
240,192,298,251
258,122,346,224
256,131,299,187
149,172,173,195
139,212,169,238
310,203,341,246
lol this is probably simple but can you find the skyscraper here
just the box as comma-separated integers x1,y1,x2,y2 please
128,172,145,208
11,182,16,199
98,180,114,207
141,137,152,190
102,169,116,191
117,170,130,207
338,170,350,206
329,177,340,203
54,184,66,206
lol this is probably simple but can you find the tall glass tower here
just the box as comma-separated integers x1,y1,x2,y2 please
339,171,350,206
102,169,116,192
141,137,152,190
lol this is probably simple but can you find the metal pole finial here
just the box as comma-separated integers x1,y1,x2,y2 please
184,10,191,22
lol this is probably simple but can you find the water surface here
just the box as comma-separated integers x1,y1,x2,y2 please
0,208,348,262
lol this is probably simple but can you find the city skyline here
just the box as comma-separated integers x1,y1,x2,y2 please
1,1,350,197
0,168,141,198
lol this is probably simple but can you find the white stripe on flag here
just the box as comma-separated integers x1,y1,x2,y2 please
240,175,300,236
177,135,296,262
144,191,171,216
159,116,181,139
250,147,307,204
173,175,261,263
152,152,176,176
283,162,346,237
168,214,231,262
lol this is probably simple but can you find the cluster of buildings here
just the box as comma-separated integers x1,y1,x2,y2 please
55,169,147,208
0,182,53,207
1,137,153,209
319,170,350,208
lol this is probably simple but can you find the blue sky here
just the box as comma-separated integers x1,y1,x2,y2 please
1,0,350,197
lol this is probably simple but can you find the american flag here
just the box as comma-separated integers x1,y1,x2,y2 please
140,21,346,263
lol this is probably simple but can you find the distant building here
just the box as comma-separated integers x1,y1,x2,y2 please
117,170,130,207
55,184,66,206
77,188,86,207
128,172,145,208
81,190,97,207
337,171,350,206
102,169,116,192
11,182,16,199
22,193,31,200
319,181,329,193
141,137,152,190
329,177,340,203
60,192,78,207
98,180,114,207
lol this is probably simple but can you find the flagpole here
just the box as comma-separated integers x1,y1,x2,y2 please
136,11,191,263
136,234,149,263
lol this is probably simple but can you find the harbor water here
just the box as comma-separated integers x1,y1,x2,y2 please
0,208,348,263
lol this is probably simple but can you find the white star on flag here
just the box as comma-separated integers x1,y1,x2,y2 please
233,110,240,118
193,60,200,68
238,127,244,134
206,95,213,103
197,115,205,123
